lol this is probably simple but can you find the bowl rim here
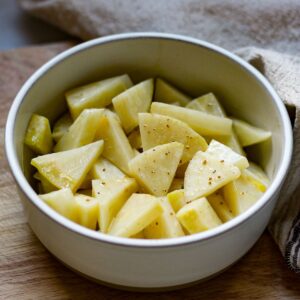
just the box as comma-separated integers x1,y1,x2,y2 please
5,32,293,248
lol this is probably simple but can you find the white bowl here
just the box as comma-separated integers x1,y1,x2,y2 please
5,33,293,290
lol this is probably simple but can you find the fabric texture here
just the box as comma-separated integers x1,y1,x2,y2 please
19,0,300,272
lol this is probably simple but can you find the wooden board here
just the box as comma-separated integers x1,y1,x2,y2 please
0,43,299,300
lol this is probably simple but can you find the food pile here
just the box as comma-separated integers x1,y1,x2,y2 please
24,75,271,238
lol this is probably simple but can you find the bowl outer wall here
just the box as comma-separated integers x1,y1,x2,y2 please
5,33,293,287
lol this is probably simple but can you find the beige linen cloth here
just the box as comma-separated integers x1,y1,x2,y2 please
19,0,300,272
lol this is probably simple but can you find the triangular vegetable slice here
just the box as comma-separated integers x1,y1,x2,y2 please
31,141,104,192
176,197,222,234
151,102,232,136
66,74,133,119
97,111,135,174
232,118,272,147
54,109,104,152
139,113,207,164
128,142,184,196
223,170,264,215
207,140,249,170
74,193,99,229
91,158,125,181
184,151,241,201
108,193,163,237
92,178,138,232
24,114,53,155
144,197,184,239
112,79,154,133
154,78,191,106
40,188,78,221
207,192,233,222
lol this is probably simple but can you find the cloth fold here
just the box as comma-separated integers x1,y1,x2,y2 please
19,0,300,272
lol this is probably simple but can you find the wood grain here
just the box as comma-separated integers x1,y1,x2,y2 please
0,42,299,300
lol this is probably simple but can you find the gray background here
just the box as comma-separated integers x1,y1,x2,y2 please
0,0,71,50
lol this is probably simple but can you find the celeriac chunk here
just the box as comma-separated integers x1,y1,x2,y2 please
31,141,104,192
66,74,133,119
207,140,249,170
40,188,78,221
54,109,104,152
244,162,270,191
223,171,264,216
74,193,99,229
207,192,233,222
176,198,222,234
128,142,184,196
97,112,135,174
144,197,184,239
167,189,187,213
92,178,138,232
108,193,163,237
91,158,125,181
151,102,232,136
186,93,244,155
232,118,272,147
154,78,191,106
113,78,154,133
186,93,226,116
184,151,241,201
24,114,53,154
139,113,207,164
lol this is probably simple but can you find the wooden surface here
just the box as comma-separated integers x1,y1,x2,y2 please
0,43,299,300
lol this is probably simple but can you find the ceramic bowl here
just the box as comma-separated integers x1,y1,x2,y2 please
5,33,293,290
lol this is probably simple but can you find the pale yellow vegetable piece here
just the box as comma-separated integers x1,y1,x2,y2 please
128,128,142,150
97,112,135,174
184,151,241,201
139,113,207,164
167,189,187,213
186,93,244,155
144,197,184,239
54,109,104,152
108,193,163,237
223,171,264,216
31,141,104,192
113,79,154,133
91,158,125,181
207,192,233,222
34,172,57,193
232,118,272,147
154,78,191,106
128,142,184,196
133,149,140,156
74,193,99,229
24,114,53,155
177,198,222,234
207,140,249,170
186,93,226,117
40,188,78,222
92,178,138,232
66,74,133,119
244,162,270,191
168,178,184,192
151,102,232,136
52,113,72,142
